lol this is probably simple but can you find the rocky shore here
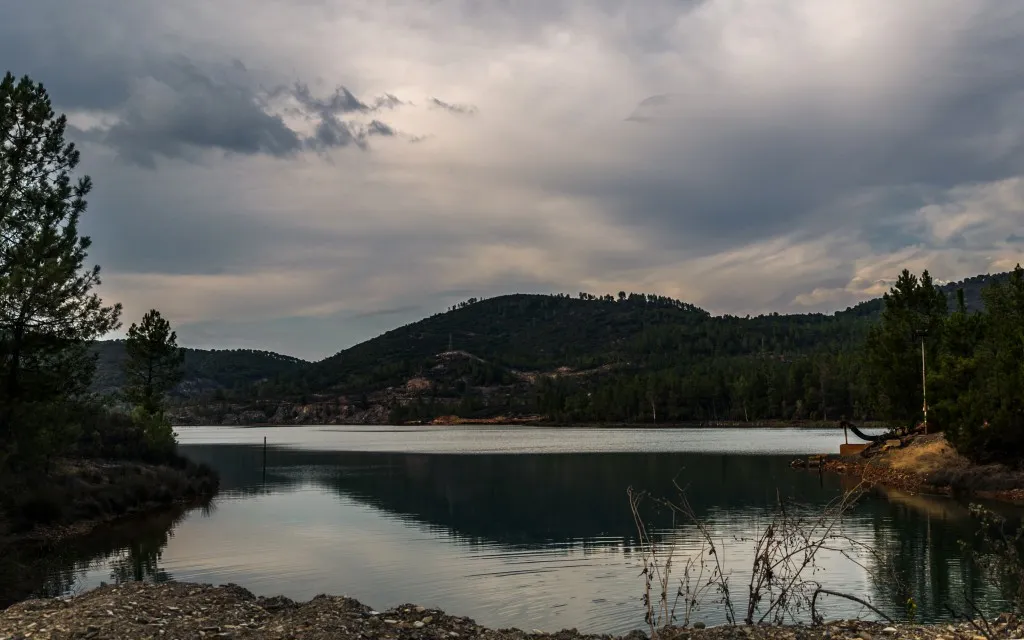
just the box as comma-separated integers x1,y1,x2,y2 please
820,433,1024,504
2,582,1021,640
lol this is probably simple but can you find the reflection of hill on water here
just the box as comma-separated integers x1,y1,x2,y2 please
182,444,850,545
179,443,1018,619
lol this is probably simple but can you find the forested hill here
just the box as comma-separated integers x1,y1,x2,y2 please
89,341,307,397
161,291,876,425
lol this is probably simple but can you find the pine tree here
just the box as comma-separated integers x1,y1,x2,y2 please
953,265,1024,459
864,269,948,424
0,72,122,457
123,310,185,416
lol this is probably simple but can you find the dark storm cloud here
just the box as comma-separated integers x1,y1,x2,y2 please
100,58,304,167
70,62,435,164
429,97,478,115
92,60,414,165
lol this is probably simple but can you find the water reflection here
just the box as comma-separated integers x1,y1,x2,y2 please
1,501,211,608
16,434,1021,633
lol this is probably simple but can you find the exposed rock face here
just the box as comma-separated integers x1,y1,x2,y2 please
170,392,412,426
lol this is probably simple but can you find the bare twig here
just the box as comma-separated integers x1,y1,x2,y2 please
631,479,907,632
812,587,895,625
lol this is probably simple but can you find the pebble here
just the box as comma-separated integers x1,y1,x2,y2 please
413,621,425,628
694,622,706,630
423,616,434,624
415,606,426,613
882,629,897,635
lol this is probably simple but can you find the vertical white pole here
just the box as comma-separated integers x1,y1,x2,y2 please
921,338,928,434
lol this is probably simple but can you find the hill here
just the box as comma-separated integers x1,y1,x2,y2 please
89,341,307,397
164,292,873,426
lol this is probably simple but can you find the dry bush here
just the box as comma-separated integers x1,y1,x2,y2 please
629,481,904,635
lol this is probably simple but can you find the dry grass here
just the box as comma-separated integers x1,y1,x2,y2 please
884,435,968,475
826,433,1024,502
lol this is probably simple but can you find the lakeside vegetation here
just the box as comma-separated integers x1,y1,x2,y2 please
0,72,218,538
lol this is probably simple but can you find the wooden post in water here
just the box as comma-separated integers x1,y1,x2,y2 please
262,436,267,483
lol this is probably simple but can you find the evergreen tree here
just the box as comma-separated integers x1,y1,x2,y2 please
946,265,1024,460
0,72,121,459
123,310,184,416
864,269,947,424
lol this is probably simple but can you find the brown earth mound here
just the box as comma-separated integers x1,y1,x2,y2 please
823,433,1024,503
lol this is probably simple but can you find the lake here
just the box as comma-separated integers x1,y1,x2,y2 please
27,426,1014,633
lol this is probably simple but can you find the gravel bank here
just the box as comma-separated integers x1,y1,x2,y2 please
2,583,1021,640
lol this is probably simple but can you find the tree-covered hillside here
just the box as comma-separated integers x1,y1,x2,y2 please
209,291,876,424
90,341,307,397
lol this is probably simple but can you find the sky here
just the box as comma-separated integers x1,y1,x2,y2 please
4,0,1024,361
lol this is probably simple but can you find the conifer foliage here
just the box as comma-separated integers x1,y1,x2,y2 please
0,72,121,460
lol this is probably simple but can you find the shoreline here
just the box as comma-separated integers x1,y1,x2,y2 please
179,419,887,430
2,582,1019,640
815,433,1024,505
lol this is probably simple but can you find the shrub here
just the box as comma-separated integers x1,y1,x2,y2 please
12,487,65,529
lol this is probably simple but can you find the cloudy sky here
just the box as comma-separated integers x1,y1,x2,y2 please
4,0,1024,360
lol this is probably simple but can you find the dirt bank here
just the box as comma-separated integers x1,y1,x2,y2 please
2,582,1021,640
822,433,1024,503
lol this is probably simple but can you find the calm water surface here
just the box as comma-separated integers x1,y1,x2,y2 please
33,426,1014,633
